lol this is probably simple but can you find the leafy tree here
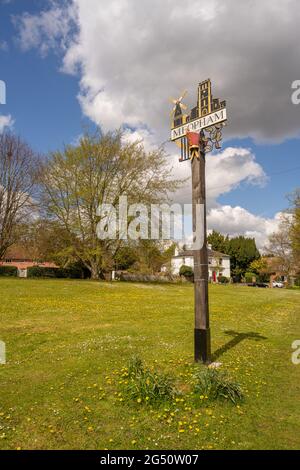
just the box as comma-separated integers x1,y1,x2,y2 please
208,230,260,279
227,236,260,279
114,245,138,271
40,130,183,279
249,258,268,275
207,230,229,253
132,240,167,274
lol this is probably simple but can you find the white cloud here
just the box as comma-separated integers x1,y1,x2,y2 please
170,146,266,205
14,0,300,142
208,206,282,250
14,0,295,248
121,127,159,153
168,145,273,249
0,114,14,132
13,0,77,57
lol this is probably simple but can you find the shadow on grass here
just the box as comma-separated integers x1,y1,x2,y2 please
212,330,267,361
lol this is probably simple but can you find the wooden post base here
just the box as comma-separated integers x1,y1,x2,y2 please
194,328,211,364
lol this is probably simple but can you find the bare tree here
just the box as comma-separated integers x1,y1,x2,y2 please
40,130,183,279
288,189,300,273
266,214,294,278
0,132,37,259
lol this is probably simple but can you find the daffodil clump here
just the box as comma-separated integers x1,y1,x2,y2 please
120,356,178,405
193,368,243,404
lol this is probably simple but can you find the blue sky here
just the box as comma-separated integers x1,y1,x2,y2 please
1,0,300,248
0,0,84,152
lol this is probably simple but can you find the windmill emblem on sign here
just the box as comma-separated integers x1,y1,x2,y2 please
170,79,227,161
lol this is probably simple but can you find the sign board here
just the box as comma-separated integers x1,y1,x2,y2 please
170,79,227,161
171,108,227,141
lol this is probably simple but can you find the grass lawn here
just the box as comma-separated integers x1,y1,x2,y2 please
0,278,299,450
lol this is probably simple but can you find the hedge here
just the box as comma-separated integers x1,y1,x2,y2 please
244,272,257,283
27,266,84,279
179,265,194,277
0,266,18,277
218,276,230,284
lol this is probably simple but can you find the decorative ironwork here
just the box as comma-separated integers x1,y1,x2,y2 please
202,122,227,154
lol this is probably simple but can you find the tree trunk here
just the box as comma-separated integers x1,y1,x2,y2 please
90,264,100,280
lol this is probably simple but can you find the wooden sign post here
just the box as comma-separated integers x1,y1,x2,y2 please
170,79,227,363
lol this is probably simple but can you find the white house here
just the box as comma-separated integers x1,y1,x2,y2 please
171,245,231,282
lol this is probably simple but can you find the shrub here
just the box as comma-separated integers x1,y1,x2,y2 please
123,356,177,405
294,277,300,287
179,265,194,278
0,266,18,277
128,355,144,376
193,367,243,404
244,272,256,284
27,266,61,278
27,265,86,279
218,276,230,284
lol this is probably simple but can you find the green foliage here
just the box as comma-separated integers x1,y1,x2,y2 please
227,237,260,280
123,356,177,405
245,272,257,283
208,230,229,253
133,240,170,274
114,246,138,271
193,368,243,404
41,130,184,279
27,265,86,279
0,279,300,449
27,267,61,278
0,266,17,277
218,276,230,284
208,231,260,280
179,265,194,278
249,258,268,275
257,273,270,283
128,355,144,376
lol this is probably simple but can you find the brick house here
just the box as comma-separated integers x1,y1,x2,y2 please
0,245,58,277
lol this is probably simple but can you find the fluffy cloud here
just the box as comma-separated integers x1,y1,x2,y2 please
0,114,14,132
13,0,77,57
208,206,282,250
14,0,294,247
170,146,266,205
169,146,272,249
14,0,300,143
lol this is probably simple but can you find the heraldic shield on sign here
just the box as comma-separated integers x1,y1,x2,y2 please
170,79,227,161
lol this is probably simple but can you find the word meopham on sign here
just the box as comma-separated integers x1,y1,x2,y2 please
171,108,227,141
